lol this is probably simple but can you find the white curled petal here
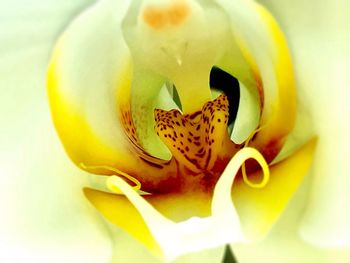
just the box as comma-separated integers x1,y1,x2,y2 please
105,148,269,261
109,176,240,262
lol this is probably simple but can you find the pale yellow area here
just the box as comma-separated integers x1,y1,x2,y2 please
233,138,317,239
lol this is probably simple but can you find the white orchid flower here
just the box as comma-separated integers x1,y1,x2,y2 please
3,1,347,262
47,0,316,260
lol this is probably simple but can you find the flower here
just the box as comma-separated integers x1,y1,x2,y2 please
2,0,350,262
46,0,317,261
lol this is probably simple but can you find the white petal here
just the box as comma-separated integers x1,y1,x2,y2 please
233,177,350,262
0,0,112,262
259,0,350,247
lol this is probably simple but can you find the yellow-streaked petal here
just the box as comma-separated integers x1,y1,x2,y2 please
216,0,296,161
47,0,136,171
261,0,350,247
232,138,317,240
251,4,296,159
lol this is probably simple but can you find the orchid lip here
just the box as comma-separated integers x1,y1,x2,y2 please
102,146,270,261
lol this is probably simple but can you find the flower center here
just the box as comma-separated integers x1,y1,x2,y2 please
155,94,238,175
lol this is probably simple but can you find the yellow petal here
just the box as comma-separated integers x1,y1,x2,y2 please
84,185,214,261
232,138,317,239
83,188,163,258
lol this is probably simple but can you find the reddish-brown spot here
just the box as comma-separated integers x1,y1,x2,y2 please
253,72,264,110
154,94,238,177
261,138,283,164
